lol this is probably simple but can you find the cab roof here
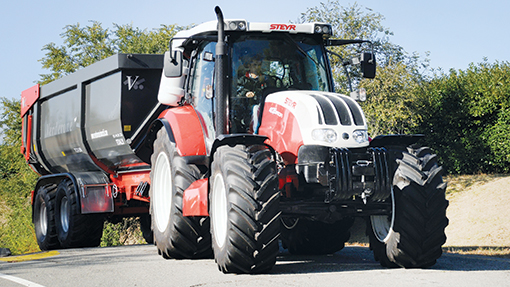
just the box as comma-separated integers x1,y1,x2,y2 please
175,20,333,39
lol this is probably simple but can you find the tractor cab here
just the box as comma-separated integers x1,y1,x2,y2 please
158,19,374,150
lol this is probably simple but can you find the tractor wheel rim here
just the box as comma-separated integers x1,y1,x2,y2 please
153,152,172,233
370,187,396,243
212,172,228,248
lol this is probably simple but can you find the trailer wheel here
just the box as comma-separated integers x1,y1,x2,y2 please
280,217,354,255
150,128,212,259
55,180,104,248
367,146,449,268
33,185,60,250
210,144,280,274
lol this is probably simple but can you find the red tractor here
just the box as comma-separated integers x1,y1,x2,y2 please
21,6,448,274
151,7,448,272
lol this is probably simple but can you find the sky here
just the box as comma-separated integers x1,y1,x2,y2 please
1,0,509,102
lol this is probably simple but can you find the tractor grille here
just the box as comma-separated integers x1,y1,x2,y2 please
310,93,365,126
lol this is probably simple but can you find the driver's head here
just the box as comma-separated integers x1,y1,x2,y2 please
246,60,262,75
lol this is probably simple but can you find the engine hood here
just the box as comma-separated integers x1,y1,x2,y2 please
258,90,369,162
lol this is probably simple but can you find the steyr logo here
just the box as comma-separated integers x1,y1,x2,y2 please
124,76,145,90
270,24,296,31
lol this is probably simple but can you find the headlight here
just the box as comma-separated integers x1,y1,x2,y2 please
226,21,247,31
353,130,368,144
312,129,338,143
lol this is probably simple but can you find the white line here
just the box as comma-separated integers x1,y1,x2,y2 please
0,272,46,287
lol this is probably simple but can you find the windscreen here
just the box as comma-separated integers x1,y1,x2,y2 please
230,34,330,133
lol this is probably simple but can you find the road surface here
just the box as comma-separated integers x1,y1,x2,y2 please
1,244,509,287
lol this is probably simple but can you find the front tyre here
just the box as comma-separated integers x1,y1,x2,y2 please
150,128,212,259
368,146,449,268
210,144,280,274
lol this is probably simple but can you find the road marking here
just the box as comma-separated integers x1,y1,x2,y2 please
0,250,59,263
0,273,46,287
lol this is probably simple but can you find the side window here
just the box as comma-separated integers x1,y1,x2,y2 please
189,42,216,150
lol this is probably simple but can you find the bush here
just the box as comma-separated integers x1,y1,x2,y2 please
100,217,146,247
0,194,40,255
413,61,510,174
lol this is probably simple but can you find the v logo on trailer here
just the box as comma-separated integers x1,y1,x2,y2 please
124,76,145,90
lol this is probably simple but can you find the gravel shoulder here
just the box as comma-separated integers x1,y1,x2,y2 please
445,175,510,247
348,174,510,250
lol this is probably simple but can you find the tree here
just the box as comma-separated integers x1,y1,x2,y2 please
300,1,430,136
39,22,186,84
0,97,39,254
299,1,406,66
414,61,510,174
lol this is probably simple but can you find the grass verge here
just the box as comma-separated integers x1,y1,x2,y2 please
443,247,510,258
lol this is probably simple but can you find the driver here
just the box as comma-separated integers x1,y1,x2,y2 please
231,56,275,134
237,57,274,99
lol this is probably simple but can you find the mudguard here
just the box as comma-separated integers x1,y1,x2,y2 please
32,172,113,218
151,105,207,217
182,134,272,217
150,105,207,158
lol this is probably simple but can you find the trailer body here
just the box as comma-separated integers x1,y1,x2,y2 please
22,54,164,248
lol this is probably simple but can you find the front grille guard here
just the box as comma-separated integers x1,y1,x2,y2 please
327,147,391,203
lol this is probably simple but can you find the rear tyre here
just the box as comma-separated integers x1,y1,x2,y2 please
368,146,449,268
55,180,104,248
33,184,60,250
140,214,154,244
210,144,280,274
150,128,212,259
281,217,354,255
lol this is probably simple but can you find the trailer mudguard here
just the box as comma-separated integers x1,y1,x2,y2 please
32,172,113,217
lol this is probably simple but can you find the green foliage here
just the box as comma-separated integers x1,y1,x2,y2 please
100,218,145,247
483,109,510,172
0,98,39,254
414,61,510,174
39,21,186,84
360,61,424,136
0,196,39,255
299,1,424,94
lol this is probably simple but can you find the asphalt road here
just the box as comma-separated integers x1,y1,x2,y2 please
1,244,509,287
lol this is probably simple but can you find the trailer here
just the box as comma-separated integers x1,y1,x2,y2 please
21,54,164,249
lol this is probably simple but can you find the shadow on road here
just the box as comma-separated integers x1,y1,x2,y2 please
270,246,510,274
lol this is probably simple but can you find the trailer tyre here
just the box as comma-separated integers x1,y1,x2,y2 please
150,128,212,259
33,185,60,250
281,217,354,255
55,180,104,248
210,144,280,274
368,146,449,268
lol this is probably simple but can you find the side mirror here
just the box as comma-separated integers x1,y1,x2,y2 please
163,50,183,78
360,53,376,79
